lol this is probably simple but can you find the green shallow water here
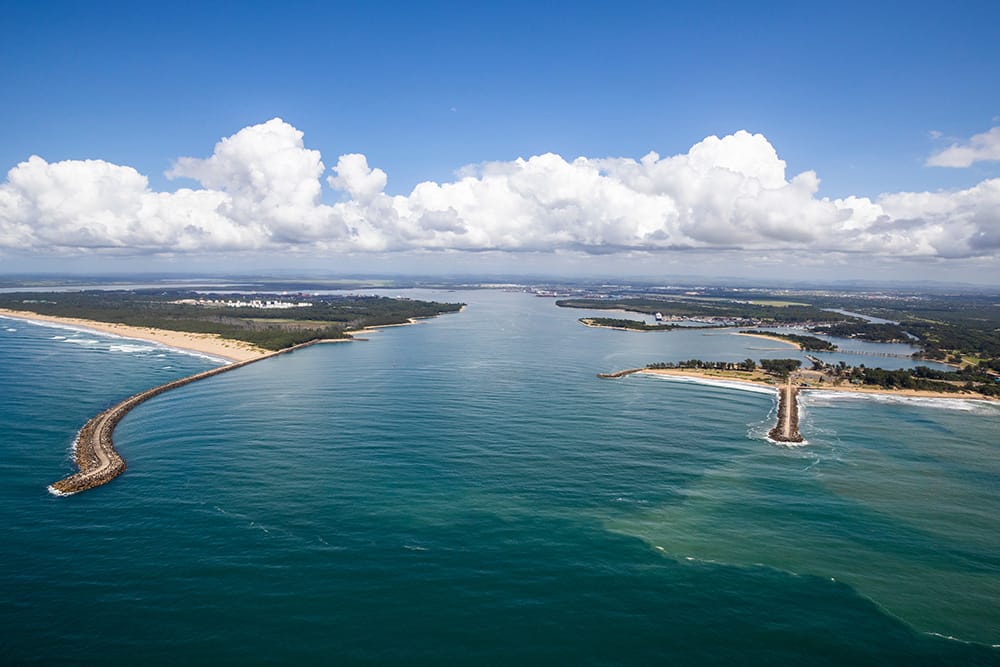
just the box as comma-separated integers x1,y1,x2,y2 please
1,291,998,664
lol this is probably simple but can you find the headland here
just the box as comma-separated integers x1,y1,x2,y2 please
734,331,801,348
1,303,455,496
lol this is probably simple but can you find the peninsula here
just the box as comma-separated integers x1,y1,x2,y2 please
579,317,680,332
600,357,998,446
1,289,465,494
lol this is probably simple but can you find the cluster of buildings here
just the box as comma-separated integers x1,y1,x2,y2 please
174,298,313,310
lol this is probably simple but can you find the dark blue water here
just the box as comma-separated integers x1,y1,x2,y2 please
1,292,998,664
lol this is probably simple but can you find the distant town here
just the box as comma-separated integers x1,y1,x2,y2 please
173,298,314,309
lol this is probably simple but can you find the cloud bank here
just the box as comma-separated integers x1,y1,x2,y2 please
927,126,1000,168
1,118,998,261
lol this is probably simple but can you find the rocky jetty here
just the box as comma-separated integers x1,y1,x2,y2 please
768,380,804,444
49,340,320,495
596,368,643,379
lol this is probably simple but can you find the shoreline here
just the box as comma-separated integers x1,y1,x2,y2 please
630,367,998,402
579,318,684,333
0,308,268,362
733,331,801,349
7,308,438,495
345,317,422,336
600,367,995,449
47,340,322,495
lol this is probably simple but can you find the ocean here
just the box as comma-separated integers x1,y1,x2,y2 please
1,289,998,664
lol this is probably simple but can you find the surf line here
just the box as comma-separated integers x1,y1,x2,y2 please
48,340,324,496
598,368,803,444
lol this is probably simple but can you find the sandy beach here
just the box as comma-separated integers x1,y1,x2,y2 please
344,318,421,337
796,381,998,401
733,331,801,348
0,308,269,362
640,367,778,387
638,367,998,402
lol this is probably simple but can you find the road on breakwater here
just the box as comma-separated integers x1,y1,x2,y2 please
768,378,803,444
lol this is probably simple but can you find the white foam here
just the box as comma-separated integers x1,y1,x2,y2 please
924,631,998,648
645,372,778,396
4,315,228,364
170,349,231,364
802,390,1000,414
46,485,74,497
5,327,16,332
18,316,232,365
108,343,157,354
64,338,100,346
766,435,810,447
9,318,112,338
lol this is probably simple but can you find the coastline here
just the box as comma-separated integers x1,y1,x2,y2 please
639,367,779,388
8,308,447,494
47,340,321,495
345,317,421,336
0,308,271,362
635,367,998,402
733,331,801,349
580,318,642,332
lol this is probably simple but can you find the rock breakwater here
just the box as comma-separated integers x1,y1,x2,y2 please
48,340,321,495
768,380,804,444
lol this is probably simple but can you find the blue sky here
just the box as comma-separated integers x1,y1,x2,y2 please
1,1,999,281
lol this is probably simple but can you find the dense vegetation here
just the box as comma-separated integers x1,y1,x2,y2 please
0,291,464,351
645,357,804,379
581,317,681,331
645,356,999,397
759,358,802,378
808,322,910,343
842,364,1000,396
647,358,758,372
557,298,851,324
740,330,837,351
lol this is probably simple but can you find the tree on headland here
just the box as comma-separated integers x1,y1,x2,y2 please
759,358,801,378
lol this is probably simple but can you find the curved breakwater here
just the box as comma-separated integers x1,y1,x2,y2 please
48,340,326,495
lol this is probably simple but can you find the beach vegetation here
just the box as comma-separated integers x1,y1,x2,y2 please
0,291,464,351
557,297,849,325
580,317,681,331
759,358,802,378
740,330,837,351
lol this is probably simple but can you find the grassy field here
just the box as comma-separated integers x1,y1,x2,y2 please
748,299,809,307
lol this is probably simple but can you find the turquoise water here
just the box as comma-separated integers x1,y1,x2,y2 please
1,291,998,664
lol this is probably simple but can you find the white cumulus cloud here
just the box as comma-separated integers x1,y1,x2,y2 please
1,119,999,262
927,126,1000,167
